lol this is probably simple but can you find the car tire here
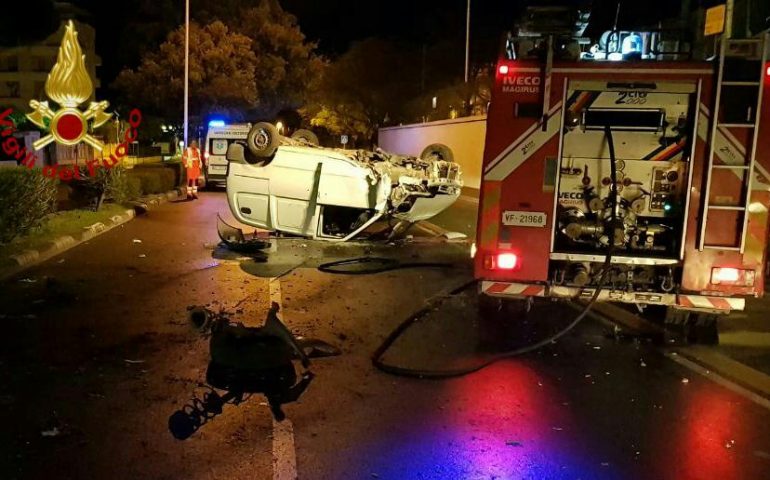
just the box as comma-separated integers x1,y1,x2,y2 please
420,143,454,163
291,129,319,145
247,122,281,159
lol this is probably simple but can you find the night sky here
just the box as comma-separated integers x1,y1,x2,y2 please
4,0,730,88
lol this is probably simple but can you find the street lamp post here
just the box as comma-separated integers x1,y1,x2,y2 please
183,0,190,148
465,0,471,83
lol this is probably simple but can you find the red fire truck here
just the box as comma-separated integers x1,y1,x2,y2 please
475,9,770,332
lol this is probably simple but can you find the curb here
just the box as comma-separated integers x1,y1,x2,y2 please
1,189,181,282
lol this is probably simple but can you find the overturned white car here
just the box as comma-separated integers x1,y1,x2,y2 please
225,123,462,241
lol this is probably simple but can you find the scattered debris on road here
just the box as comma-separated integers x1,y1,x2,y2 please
506,440,524,447
41,427,61,437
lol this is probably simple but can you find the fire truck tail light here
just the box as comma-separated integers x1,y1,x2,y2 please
498,64,510,75
484,253,519,270
711,267,755,286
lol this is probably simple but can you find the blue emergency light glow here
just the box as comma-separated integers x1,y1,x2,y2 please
208,120,226,128
663,203,672,212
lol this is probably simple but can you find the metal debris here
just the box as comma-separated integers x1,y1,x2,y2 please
132,239,142,243
124,359,145,364
19,278,37,283
681,378,689,384
506,440,524,447
138,254,146,258
443,232,467,240
41,427,60,437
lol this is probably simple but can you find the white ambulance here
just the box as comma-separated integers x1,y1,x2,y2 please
203,123,251,187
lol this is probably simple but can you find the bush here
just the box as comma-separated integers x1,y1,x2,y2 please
126,176,142,199
139,173,162,194
103,166,133,204
126,165,177,195
68,165,135,210
0,168,58,244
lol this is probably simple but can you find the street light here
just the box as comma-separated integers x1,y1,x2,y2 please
183,0,190,147
465,0,471,83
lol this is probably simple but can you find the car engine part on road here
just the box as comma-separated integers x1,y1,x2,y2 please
169,303,340,439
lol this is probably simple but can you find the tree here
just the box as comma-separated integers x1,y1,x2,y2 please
304,39,420,146
233,0,324,118
112,1,322,127
404,65,493,122
113,21,257,123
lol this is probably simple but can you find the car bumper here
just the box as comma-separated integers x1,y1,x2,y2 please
479,281,746,312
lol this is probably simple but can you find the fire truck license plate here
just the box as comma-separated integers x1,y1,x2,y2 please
502,211,547,227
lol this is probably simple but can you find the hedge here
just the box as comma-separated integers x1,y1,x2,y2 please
0,168,58,244
126,166,177,194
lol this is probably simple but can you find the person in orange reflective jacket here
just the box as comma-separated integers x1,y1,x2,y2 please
183,140,202,200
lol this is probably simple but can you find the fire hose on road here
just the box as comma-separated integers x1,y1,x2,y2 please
318,125,621,379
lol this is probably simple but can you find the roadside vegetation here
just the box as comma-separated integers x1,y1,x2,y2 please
0,162,182,268
0,204,129,269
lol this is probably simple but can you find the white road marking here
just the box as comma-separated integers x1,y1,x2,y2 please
272,417,298,480
665,351,770,411
269,277,299,480
269,277,283,306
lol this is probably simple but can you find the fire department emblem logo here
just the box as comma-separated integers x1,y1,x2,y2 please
26,20,112,151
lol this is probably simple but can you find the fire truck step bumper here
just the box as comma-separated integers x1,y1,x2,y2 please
480,282,745,312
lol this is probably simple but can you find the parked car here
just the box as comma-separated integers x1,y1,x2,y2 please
224,123,462,241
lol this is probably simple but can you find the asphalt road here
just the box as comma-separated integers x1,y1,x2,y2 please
1,192,770,480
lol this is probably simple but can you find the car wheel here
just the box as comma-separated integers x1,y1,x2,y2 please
291,129,319,145
420,143,454,163
247,122,281,159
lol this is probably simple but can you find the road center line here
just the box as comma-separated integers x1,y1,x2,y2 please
269,277,299,480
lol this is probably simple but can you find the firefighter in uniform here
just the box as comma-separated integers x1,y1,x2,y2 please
183,140,202,200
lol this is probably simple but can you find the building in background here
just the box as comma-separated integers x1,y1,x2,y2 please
0,4,101,165
0,9,100,111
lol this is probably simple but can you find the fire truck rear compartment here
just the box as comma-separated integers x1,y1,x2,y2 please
550,83,695,290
